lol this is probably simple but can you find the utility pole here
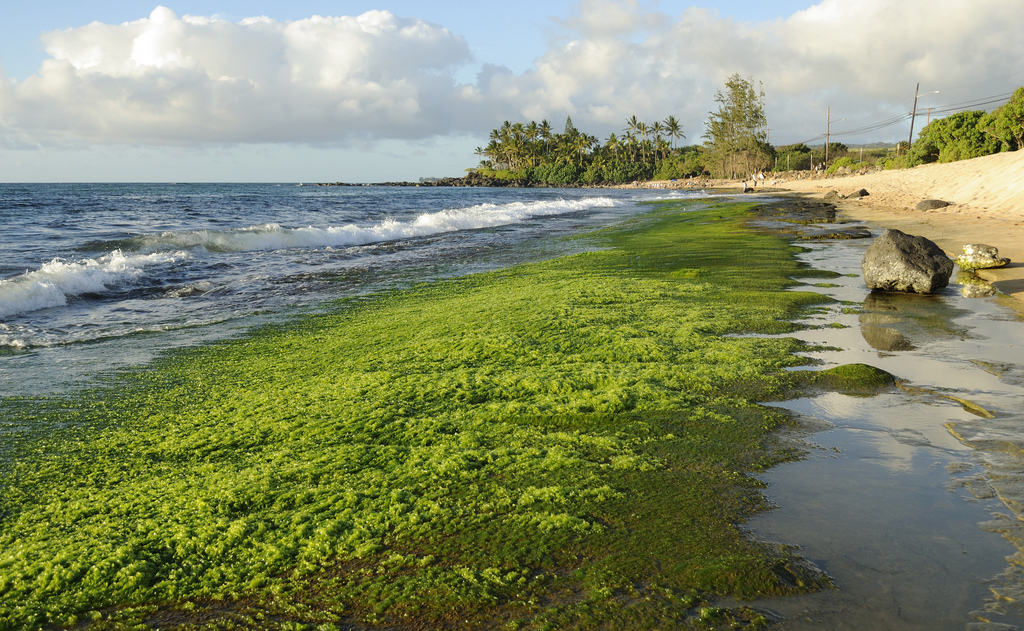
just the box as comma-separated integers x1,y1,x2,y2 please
823,108,831,167
908,83,939,151
825,107,830,167
908,82,920,150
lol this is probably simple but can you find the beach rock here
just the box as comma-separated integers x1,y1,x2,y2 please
847,188,869,199
861,229,954,294
955,243,1010,272
823,190,842,201
916,199,950,210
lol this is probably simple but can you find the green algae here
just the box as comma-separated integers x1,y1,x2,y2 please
0,201,835,630
801,363,898,395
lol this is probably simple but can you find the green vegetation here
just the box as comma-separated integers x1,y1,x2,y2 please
824,156,856,175
472,82,1024,184
702,74,772,179
474,115,700,185
802,363,896,395
1,201,856,630
472,74,772,185
887,86,1024,169
774,143,813,172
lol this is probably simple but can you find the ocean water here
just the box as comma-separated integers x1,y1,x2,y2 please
0,183,700,396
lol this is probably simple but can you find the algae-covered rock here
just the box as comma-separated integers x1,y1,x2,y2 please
955,243,1010,272
807,363,897,395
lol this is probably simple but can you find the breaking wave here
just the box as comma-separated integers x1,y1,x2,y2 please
0,250,189,319
113,197,620,254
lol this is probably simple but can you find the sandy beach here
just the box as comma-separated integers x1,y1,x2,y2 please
773,151,1024,302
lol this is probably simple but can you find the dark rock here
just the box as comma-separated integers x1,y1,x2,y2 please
916,199,950,210
847,188,869,199
861,228,954,293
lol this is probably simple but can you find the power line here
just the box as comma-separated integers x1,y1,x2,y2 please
783,88,1016,146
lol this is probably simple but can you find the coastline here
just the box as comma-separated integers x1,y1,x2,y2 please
631,150,1024,304
775,150,1024,304
0,200,839,628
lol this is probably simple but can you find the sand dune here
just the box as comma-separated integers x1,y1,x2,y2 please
781,150,1024,221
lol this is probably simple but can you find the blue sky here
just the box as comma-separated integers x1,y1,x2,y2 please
1,0,1022,182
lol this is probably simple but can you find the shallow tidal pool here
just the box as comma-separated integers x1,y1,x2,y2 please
739,229,1024,630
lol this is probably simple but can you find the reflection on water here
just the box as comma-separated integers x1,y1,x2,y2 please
741,229,1024,630
858,291,971,352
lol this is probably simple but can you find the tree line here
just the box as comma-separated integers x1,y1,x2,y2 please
471,76,1024,185
474,113,698,185
473,74,771,185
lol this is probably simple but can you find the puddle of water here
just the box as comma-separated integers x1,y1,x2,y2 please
738,229,1024,629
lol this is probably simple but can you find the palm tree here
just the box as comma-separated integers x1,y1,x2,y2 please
663,115,685,151
605,132,621,157
650,121,664,162
636,121,649,162
484,139,501,169
622,132,637,161
574,134,597,166
539,119,553,162
624,115,640,139
526,121,539,166
655,137,671,163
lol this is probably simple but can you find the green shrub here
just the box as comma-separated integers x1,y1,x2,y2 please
825,156,857,175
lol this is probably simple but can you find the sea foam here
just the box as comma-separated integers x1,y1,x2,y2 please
131,197,619,254
0,250,189,318
1,197,614,320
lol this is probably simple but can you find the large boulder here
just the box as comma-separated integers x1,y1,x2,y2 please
861,229,954,293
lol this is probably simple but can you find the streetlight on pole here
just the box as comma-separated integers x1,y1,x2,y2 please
908,84,940,150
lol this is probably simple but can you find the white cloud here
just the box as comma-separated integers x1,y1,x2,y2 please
486,0,1024,144
1,0,1023,155
2,6,472,145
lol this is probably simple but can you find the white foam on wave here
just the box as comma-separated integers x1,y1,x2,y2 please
134,197,620,254
0,250,189,319
166,280,214,298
